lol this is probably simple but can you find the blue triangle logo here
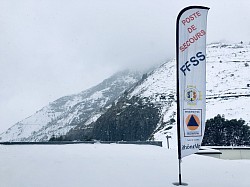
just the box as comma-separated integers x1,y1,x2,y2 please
187,115,199,127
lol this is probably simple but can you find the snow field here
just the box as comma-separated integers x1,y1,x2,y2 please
0,144,249,187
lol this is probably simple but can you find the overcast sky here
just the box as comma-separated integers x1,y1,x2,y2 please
0,0,250,133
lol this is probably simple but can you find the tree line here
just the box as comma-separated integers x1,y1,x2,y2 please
50,114,250,146
202,114,250,146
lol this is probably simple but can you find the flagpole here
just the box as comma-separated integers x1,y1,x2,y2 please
178,159,182,185
176,51,183,184
176,51,182,185
176,5,182,185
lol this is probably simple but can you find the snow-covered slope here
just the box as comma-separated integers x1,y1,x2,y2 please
129,42,250,145
206,43,250,120
0,70,142,141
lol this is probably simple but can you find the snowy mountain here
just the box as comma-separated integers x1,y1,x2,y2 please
0,70,142,141
2,42,250,143
65,42,250,145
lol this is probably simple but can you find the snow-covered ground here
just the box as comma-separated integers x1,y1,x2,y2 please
0,144,249,187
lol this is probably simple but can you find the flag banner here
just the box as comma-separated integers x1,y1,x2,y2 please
176,6,209,158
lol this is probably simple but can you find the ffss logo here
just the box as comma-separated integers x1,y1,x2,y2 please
180,52,205,76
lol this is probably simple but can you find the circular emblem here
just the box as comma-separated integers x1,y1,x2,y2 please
185,87,198,104
185,114,200,131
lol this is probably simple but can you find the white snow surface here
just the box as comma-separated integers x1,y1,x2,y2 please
0,144,249,187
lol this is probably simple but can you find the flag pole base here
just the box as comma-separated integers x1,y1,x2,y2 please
172,182,188,186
